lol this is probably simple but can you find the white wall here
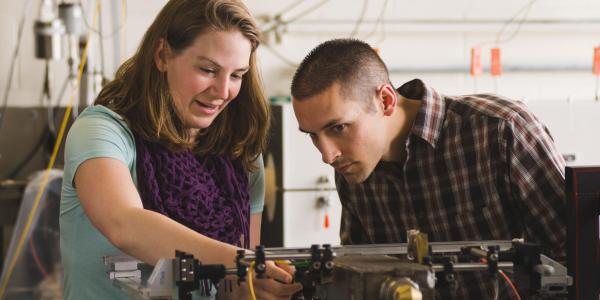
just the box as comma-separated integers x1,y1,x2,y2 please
1,0,599,164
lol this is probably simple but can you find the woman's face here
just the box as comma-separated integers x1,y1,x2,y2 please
157,30,252,134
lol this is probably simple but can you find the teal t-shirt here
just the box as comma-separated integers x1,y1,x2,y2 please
60,105,265,300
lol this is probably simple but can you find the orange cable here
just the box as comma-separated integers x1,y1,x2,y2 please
499,270,522,300
481,258,521,300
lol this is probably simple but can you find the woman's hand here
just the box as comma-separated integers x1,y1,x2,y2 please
218,260,302,300
224,260,301,300
252,260,302,299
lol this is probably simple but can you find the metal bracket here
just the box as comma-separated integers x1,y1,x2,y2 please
537,254,572,296
105,255,174,299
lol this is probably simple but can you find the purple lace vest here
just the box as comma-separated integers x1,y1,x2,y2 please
134,135,250,249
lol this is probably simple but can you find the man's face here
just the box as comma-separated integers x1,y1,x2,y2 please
293,82,388,184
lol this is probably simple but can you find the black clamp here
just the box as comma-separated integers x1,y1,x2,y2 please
310,244,322,275
255,245,267,278
236,250,247,283
174,250,228,299
321,244,334,275
487,245,500,278
175,251,200,300
431,256,457,299
442,257,455,286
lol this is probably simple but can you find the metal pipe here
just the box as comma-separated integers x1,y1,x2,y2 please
431,262,513,272
243,252,335,261
244,240,516,260
282,19,600,33
469,247,488,259
388,65,592,74
279,187,337,192
224,268,240,275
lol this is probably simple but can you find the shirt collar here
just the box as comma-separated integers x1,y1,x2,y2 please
396,78,445,148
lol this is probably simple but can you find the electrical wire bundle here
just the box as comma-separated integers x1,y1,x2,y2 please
0,1,103,298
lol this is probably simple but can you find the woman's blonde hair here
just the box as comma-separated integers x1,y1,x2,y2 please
95,0,269,171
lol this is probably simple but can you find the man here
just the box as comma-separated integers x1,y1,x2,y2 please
291,38,565,299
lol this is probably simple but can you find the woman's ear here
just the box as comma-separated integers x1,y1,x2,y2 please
377,84,398,116
154,38,169,72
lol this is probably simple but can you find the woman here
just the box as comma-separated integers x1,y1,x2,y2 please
59,0,301,299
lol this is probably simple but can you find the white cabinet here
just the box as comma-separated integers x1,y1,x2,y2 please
283,191,342,247
279,104,335,189
526,101,600,166
261,104,342,247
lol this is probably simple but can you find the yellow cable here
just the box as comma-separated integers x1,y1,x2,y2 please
0,1,101,297
247,262,257,300
275,259,289,265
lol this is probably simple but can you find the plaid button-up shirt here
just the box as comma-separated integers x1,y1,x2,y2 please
335,79,566,299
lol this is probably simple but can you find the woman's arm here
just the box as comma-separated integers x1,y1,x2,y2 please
78,157,301,299
76,157,240,267
249,213,262,250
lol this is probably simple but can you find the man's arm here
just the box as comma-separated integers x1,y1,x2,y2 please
505,113,566,258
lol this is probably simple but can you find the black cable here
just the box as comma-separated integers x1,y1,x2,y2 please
261,0,331,35
5,126,51,180
41,61,58,139
49,75,71,137
2,68,57,180
260,0,332,67
495,2,535,45
482,0,538,47
4,69,67,180
349,0,368,38
98,2,107,81
363,0,389,41
80,0,128,39
0,0,34,131
281,0,330,25
274,0,305,18
264,44,298,68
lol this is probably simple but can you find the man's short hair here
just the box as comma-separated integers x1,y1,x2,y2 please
291,38,392,109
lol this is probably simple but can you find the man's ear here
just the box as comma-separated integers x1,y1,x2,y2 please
154,38,169,72
377,84,398,116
